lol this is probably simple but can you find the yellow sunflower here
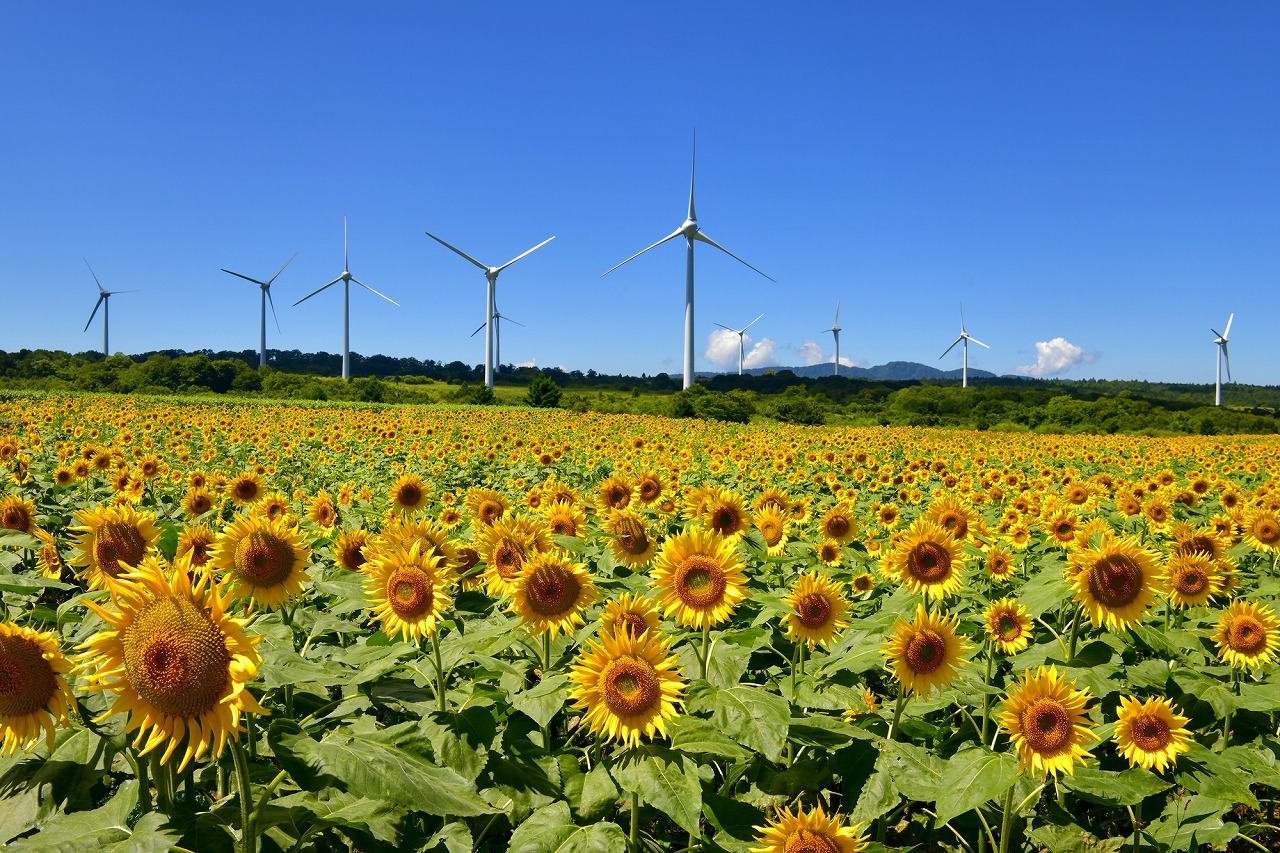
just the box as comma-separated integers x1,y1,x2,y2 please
599,592,661,638
597,474,634,512
816,540,843,568
388,474,429,515
227,471,264,505
782,572,850,649
568,628,686,748
1163,553,1223,609
985,544,1016,581
210,514,311,611
997,665,1096,778
307,490,338,529
463,487,509,527
817,502,858,545
1242,508,1280,554
1069,534,1160,631
544,499,586,539
333,528,370,572
882,604,968,697
69,503,162,591
0,622,74,754
252,492,292,522
927,494,978,541
1042,508,1080,548
33,528,63,580
754,503,791,557
604,508,658,568
175,523,217,571
0,495,36,533
983,598,1033,655
650,527,748,629
751,802,867,853
364,540,452,643
476,514,548,597
1113,696,1192,772
78,553,266,770
634,471,665,506
181,487,215,518
882,518,966,601
510,551,598,638
1213,599,1279,669
701,488,752,540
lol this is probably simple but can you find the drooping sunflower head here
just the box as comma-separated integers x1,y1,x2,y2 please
210,514,312,611
363,540,452,643
77,553,266,770
0,495,36,533
604,508,658,568
883,518,966,601
510,551,597,638
568,629,686,748
0,622,74,755
181,487,216,518
634,471,665,506
882,604,967,697
33,528,62,580
476,514,548,597
544,499,586,539
1243,508,1280,554
817,502,858,545
599,592,661,639
983,597,1033,655
1213,599,1279,669
754,504,791,557
701,488,753,540
650,527,749,629
388,474,429,515
307,490,338,529
176,523,217,571
69,502,162,591
333,528,370,572
1162,552,1223,609
997,665,1097,778
1069,534,1160,631
1113,695,1192,773
750,801,868,853
783,572,850,650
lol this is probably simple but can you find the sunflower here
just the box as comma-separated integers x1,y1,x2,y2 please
228,471,264,505
69,503,162,591
754,487,792,515
333,528,370,572
181,487,215,518
1042,508,1080,548
650,527,748,629
634,471,664,505
33,528,62,579
1163,552,1223,609
600,592,661,638
882,518,966,601
388,474,429,515
850,571,875,598
210,514,311,611
568,628,686,748
1069,534,1160,631
78,553,266,770
817,502,858,545
0,622,74,754
750,802,867,853
983,598,1033,654
476,514,548,597
927,494,978,541
1213,599,1279,669
253,492,292,522
816,540,843,567
604,508,658,568
1113,696,1192,773
998,665,1096,778
701,489,752,540
544,499,586,539
782,572,850,649
0,495,36,533
985,544,1016,580
510,551,597,638
882,605,967,697
175,523,217,571
307,490,338,529
1242,508,1280,553
597,475,634,512
363,540,452,643
463,487,509,527
754,504,791,557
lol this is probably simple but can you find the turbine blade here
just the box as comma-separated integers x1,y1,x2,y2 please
940,337,962,359
470,321,486,337
222,269,268,286
343,216,349,271
83,295,105,331
691,230,775,282
959,302,966,333
1223,344,1232,383
292,277,342,306
495,236,555,273
84,259,105,293
351,277,399,306
266,252,298,286
1224,312,1233,340
424,232,489,271
834,299,841,325
266,288,281,333
601,227,684,276
1210,328,1223,340
968,336,990,349
713,322,736,332
743,312,765,331
688,129,697,222
504,316,526,328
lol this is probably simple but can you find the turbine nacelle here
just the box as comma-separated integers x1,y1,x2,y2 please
680,219,699,238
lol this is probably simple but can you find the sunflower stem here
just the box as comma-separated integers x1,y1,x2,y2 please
975,801,997,853
1067,603,1084,661
981,642,995,745
430,631,448,712
629,788,641,853
887,688,908,742
997,781,1017,853
699,622,712,680
229,735,257,853
1224,669,1239,744
250,770,289,834
1128,800,1143,853
132,750,153,815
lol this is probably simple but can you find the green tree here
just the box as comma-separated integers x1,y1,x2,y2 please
526,372,562,408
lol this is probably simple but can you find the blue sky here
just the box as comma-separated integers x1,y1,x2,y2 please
4,4,1278,386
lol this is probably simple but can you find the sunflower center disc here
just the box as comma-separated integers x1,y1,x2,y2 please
940,514,968,539
123,597,230,719
1175,568,1207,595
796,594,832,629
711,507,740,535
388,568,432,617
603,658,659,717
528,567,580,616
339,541,367,571
1088,554,1142,608
615,518,649,555
1131,713,1171,753
1022,699,1072,752
676,557,727,608
0,636,57,717
397,485,422,508
908,542,951,583
1183,536,1217,558
1229,617,1268,656
551,516,577,537
478,501,503,524
761,521,783,547
2,507,29,530
493,542,524,580
95,522,149,578
905,629,945,674
235,531,296,587
825,516,850,539
617,613,649,635
1257,521,1280,545
783,828,840,853
997,615,1021,641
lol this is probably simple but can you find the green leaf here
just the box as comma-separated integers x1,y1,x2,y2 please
1238,680,1280,712
667,716,752,762
576,763,621,823
423,820,473,853
421,706,499,783
613,748,703,836
1061,766,1172,807
511,672,568,727
934,746,1018,824
877,740,944,803
787,714,875,749
850,768,899,824
1176,742,1258,808
506,802,628,853
702,792,765,843
0,727,116,842
687,683,790,762
3,783,180,853
1170,670,1238,717
1014,569,1071,618
273,788,404,845
1146,794,1237,849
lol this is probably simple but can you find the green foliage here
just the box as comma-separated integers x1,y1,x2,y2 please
525,372,562,408
668,384,755,423
769,385,830,425
451,383,496,405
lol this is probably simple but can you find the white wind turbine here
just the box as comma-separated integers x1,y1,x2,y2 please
713,313,764,376
602,134,774,390
221,253,296,367
425,232,554,390
824,301,842,376
939,306,989,388
293,218,398,381
470,301,525,376
82,260,138,356
1212,312,1234,406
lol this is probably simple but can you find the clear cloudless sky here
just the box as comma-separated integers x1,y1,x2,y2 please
4,3,1278,386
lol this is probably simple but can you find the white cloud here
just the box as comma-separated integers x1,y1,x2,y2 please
514,357,537,369
703,328,742,370
743,337,776,369
1016,337,1098,377
796,340,825,366
837,355,861,368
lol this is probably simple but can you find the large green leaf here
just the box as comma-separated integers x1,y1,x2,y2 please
511,672,568,727
506,802,627,853
420,706,500,783
933,746,1018,824
1146,794,1238,849
0,727,116,842
1061,766,1171,807
1177,742,1259,808
1013,569,1071,618
850,767,899,824
687,683,790,761
702,792,765,844
612,747,703,836
877,740,944,803
667,716,752,762
3,783,180,853
272,788,405,845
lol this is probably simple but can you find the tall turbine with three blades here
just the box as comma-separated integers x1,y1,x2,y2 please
82,260,137,356
293,218,398,381
1212,313,1234,406
939,307,989,388
470,302,526,375
221,254,297,367
713,313,764,375
824,301,842,376
602,136,774,390
425,232,554,390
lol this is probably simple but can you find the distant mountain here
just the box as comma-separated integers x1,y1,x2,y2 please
704,361,1000,381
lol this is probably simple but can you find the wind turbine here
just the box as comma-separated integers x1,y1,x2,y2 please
602,133,774,390
425,232,554,390
82,260,137,356
293,217,398,381
713,313,764,376
824,301,842,376
470,302,525,375
1212,313,1234,406
939,306,989,388
221,253,296,367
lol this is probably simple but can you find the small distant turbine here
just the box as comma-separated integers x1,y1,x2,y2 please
602,132,774,390
221,253,297,367
425,231,554,390
471,302,525,375
939,307,989,388
713,313,764,375
82,260,138,356
824,301,842,376
1212,312,1234,406
293,217,398,381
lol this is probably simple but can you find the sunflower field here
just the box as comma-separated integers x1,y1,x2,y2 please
3,392,1280,853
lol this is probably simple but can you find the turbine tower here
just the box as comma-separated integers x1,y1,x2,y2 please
293,218,398,381
713,313,764,376
471,302,525,376
824,301,842,376
82,260,137,356
939,307,989,388
1212,312,1234,407
602,133,774,390
425,231,554,390
221,253,296,367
